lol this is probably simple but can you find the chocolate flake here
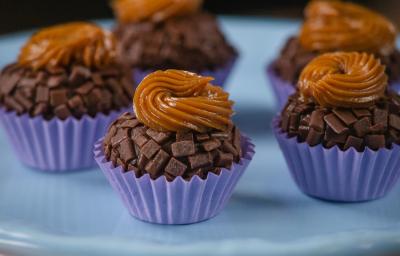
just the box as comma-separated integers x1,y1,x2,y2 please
102,113,241,181
171,140,195,157
324,113,348,134
141,139,161,159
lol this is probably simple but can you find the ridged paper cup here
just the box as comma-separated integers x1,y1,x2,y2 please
266,63,295,110
0,108,129,172
272,118,400,202
94,135,254,225
132,57,237,88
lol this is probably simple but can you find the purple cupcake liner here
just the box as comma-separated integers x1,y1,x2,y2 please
272,118,400,202
0,108,129,172
94,135,254,225
266,63,295,110
132,57,237,88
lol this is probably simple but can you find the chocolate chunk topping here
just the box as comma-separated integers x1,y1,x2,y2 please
145,149,170,178
306,128,323,146
333,109,357,126
114,12,237,72
352,108,371,118
389,114,400,131
189,153,212,169
365,135,386,150
146,129,171,144
0,72,19,94
176,132,193,141
171,140,195,157
165,158,187,177
0,63,133,119
324,114,348,134
353,117,371,137
373,108,388,128
119,139,136,162
47,74,67,88
280,92,400,151
202,139,222,152
36,86,49,102
141,140,161,159
103,112,242,181
310,110,325,132
273,36,400,84
343,136,363,151
54,104,71,120
50,89,68,107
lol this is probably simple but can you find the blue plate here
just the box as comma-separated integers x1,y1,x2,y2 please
0,17,399,256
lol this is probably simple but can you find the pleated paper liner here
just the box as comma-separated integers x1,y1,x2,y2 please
132,56,237,88
94,135,255,225
272,118,400,202
0,108,129,172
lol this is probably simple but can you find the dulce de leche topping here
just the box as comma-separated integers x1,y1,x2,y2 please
298,52,387,108
112,0,203,24
134,70,234,133
18,22,116,70
299,0,396,55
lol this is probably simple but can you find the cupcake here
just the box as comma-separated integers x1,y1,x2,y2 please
111,0,238,87
268,0,400,108
273,52,400,202
94,70,254,224
0,22,134,171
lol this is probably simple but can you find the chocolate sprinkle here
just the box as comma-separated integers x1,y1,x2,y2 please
103,112,242,181
114,12,237,72
0,63,134,120
280,92,400,151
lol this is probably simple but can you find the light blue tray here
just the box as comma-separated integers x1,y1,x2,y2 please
0,17,399,256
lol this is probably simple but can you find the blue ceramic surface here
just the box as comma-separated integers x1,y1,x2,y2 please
0,18,399,256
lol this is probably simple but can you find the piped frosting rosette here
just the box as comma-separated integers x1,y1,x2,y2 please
299,0,396,55
134,69,234,133
298,52,387,108
112,0,203,23
18,22,116,70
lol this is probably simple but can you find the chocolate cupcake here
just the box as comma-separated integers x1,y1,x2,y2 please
94,70,254,224
273,52,400,202
0,22,134,171
111,0,238,87
268,0,400,108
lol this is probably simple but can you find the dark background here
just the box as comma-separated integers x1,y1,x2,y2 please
0,0,400,35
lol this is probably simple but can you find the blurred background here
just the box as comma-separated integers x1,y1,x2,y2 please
1,0,400,35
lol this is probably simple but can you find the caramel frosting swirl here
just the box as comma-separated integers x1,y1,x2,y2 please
299,0,396,55
112,0,203,24
18,22,116,70
298,52,387,108
134,70,234,132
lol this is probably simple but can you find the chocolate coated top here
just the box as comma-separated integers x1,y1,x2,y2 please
0,64,133,119
114,12,237,71
279,91,400,151
103,112,242,181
